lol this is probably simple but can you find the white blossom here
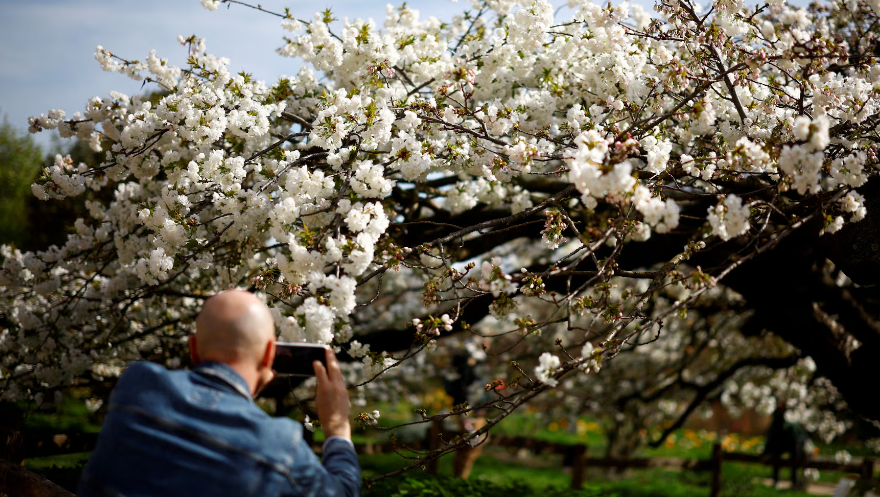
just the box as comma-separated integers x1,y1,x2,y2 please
708,195,751,241
535,352,561,387
303,415,316,432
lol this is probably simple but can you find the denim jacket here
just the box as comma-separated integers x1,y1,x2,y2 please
78,361,361,497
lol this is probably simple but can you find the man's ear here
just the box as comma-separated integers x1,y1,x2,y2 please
262,338,276,369
189,335,200,366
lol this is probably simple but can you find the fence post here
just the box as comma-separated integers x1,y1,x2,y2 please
710,442,723,497
861,457,875,481
570,444,587,490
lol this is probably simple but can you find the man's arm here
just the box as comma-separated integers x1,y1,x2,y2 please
285,348,360,497
286,433,360,497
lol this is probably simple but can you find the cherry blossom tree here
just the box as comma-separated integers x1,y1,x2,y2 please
3,0,880,477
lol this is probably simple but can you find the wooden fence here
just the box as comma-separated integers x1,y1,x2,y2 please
11,429,879,497
484,434,876,497
348,427,877,497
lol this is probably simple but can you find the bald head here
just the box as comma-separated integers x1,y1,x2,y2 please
194,290,275,366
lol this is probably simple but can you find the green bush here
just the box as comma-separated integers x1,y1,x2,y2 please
365,474,606,497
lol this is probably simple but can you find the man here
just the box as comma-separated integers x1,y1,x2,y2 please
78,290,360,497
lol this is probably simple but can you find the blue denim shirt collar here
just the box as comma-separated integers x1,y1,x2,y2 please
192,361,253,402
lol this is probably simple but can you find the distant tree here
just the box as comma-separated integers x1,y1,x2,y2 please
0,118,43,248
22,139,108,251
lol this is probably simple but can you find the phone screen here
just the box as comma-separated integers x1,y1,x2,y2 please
273,343,328,377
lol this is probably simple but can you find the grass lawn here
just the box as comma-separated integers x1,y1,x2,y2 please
23,447,838,497
358,445,829,497
19,397,866,496
23,437,856,497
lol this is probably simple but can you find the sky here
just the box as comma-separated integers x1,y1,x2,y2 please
1,0,806,149
0,0,474,148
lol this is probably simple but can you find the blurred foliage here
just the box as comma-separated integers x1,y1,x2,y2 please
24,392,103,434
22,138,110,251
364,474,605,497
0,117,43,248
0,118,121,252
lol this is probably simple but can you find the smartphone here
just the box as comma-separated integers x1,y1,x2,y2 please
273,342,329,377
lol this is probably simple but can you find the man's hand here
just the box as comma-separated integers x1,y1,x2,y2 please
314,348,351,440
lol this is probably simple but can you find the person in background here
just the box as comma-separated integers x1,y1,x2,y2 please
78,290,360,497
764,402,811,490
442,341,489,480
